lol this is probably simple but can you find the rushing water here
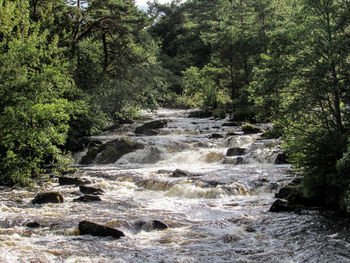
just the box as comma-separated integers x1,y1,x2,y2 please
1,109,350,263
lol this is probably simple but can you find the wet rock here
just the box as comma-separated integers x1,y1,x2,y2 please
269,182,279,191
244,226,256,233
222,121,240,127
269,199,295,212
58,177,91,186
209,134,224,139
79,185,104,195
32,192,64,204
135,120,168,135
223,234,240,243
275,184,316,207
26,221,40,228
78,220,125,238
133,220,168,232
226,147,246,156
187,110,212,118
223,156,245,165
81,138,144,165
137,179,175,191
226,132,242,136
171,169,192,177
275,153,288,164
73,195,102,202
139,146,164,163
139,129,160,136
250,178,270,189
242,124,262,134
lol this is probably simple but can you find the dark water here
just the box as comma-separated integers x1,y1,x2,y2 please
1,109,349,263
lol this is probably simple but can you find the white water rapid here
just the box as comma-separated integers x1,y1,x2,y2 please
1,109,350,262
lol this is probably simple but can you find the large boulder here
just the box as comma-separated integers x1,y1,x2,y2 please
135,120,168,135
32,192,64,204
78,220,125,239
226,147,246,156
80,138,144,165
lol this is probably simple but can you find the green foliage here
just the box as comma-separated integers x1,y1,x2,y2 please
0,0,82,186
247,0,350,211
73,0,165,123
182,66,231,113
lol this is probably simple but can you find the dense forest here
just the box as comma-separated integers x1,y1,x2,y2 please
0,0,350,214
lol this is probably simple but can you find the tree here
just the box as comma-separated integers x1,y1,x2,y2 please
249,0,350,210
0,0,82,185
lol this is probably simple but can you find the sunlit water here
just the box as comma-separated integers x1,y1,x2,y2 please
1,109,350,262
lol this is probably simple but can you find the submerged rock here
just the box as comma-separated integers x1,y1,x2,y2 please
32,192,64,204
78,220,125,238
135,120,168,135
80,138,144,165
79,185,104,195
133,219,168,232
73,195,102,202
226,147,246,156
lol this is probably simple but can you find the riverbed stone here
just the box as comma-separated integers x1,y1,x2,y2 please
78,220,125,238
226,147,246,156
79,185,104,195
32,192,64,204
135,120,168,135
73,195,102,202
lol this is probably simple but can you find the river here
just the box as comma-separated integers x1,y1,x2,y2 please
1,109,349,262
